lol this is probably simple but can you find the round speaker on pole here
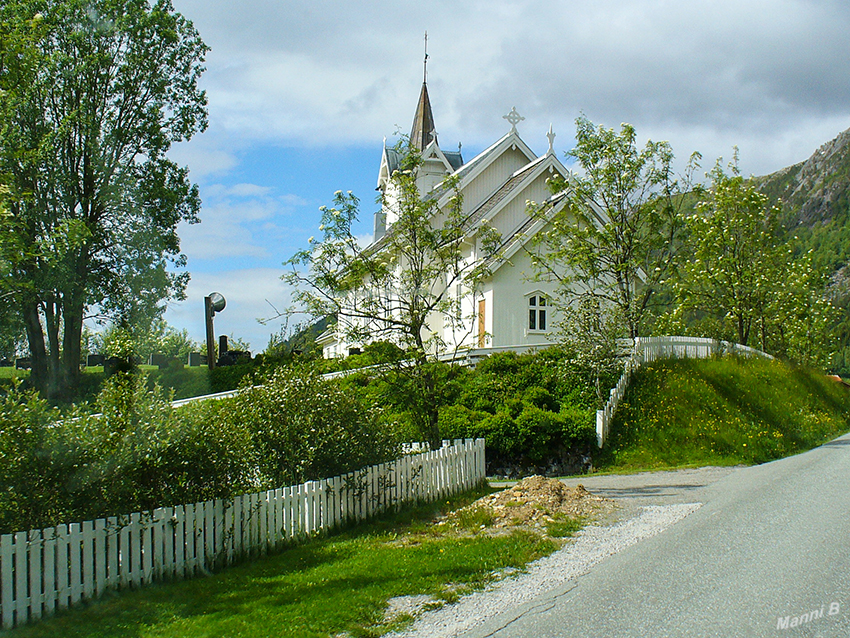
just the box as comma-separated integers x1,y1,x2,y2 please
208,292,226,314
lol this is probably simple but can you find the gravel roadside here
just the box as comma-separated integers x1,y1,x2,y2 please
386,466,742,638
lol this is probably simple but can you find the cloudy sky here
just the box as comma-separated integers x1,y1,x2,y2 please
160,0,850,352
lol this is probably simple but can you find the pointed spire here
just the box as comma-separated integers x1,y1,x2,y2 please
410,32,436,152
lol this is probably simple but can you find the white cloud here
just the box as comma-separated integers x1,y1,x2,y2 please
170,0,850,176
164,268,301,353
168,134,238,179
178,182,309,262
228,183,273,197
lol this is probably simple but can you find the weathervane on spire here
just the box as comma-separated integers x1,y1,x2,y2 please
423,31,428,84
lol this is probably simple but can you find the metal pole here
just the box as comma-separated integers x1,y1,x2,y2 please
205,295,216,370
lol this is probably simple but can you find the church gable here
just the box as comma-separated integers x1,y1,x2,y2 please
474,163,563,240
457,143,538,216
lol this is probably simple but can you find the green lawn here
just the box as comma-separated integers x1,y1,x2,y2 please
595,356,850,471
6,487,557,638
2,364,243,404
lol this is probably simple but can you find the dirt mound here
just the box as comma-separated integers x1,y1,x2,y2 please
459,475,611,529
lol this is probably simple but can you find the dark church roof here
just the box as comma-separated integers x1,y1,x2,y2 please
410,82,436,151
442,150,464,171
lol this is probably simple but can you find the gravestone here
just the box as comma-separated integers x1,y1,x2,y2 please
217,350,251,366
187,351,206,366
104,356,133,375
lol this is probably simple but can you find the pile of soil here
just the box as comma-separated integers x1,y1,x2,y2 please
455,475,613,530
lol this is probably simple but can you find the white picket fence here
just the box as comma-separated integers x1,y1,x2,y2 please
0,438,486,630
596,336,774,447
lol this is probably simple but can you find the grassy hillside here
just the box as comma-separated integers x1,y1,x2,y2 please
596,356,850,471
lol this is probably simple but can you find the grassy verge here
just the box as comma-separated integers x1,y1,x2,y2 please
595,356,850,472
6,485,559,638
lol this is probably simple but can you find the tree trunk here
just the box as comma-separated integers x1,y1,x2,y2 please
43,297,63,396
21,300,49,397
62,292,85,400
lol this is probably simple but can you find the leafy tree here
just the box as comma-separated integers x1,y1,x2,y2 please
0,14,45,362
530,115,699,339
0,0,208,400
91,317,201,363
557,297,625,405
674,163,784,347
284,142,499,448
672,161,836,363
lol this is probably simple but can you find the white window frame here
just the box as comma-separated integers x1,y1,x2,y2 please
527,293,549,333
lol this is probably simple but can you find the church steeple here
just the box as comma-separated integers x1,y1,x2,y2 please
410,32,436,152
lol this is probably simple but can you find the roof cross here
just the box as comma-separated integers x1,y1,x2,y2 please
503,107,525,133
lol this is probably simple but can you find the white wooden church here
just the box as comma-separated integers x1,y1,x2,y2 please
318,75,574,359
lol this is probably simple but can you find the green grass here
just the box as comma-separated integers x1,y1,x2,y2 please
545,514,585,538
6,486,557,638
595,356,850,472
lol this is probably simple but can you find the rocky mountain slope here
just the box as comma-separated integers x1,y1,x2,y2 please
756,127,850,226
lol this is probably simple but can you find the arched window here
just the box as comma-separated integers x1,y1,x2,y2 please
528,294,547,332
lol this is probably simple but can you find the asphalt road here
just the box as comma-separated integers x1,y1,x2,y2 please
466,434,850,638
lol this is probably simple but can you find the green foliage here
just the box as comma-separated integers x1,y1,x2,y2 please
671,161,837,366
317,339,406,374
0,382,68,531
0,361,401,532
557,297,627,405
92,318,202,363
598,356,850,471
209,360,257,393
515,406,563,463
164,399,258,503
232,365,400,487
62,373,256,519
2,0,209,400
530,115,699,339
435,350,599,466
0,374,207,529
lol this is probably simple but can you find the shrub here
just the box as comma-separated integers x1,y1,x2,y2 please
478,412,520,458
560,404,597,448
0,383,70,532
71,372,197,516
158,399,258,504
438,404,489,440
515,405,562,464
522,386,559,412
232,365,401,487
